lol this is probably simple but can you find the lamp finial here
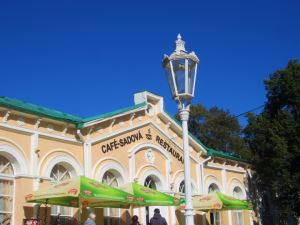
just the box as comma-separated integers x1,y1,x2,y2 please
175,33,186,53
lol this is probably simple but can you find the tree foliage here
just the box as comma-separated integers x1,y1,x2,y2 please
244,60,300,223
182,104,250,158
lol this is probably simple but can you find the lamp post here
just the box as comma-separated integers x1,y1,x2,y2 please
162,34,199,225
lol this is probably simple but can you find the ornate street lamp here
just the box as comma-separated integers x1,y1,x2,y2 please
162,34,199,225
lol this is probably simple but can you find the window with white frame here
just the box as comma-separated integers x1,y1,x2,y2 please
144,176,157,190
102,171,121,225
50,164,72,216
0,155,14,225
208,183,221,225
179,180,185,194
233,186,244,225
144,176,158,225
178,180,195,195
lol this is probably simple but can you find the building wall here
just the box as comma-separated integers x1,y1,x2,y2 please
0,102,253,225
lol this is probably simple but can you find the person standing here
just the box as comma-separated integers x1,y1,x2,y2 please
150,208,167,225
84,213,96,225
131,215,141,225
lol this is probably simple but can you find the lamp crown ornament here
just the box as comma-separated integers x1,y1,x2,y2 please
175,33,186,53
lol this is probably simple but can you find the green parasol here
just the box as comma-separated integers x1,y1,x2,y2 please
120,182,180,207
180,192,252,211
25,176,134,209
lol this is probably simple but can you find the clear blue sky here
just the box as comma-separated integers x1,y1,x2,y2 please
1,0,299,126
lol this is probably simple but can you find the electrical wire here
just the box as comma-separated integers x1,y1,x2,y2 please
234,105,264,118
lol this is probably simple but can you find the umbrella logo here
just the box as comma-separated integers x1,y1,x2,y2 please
212,203,221,209
68,188,78,195
127,196,134,201
83,190,92,196
70,200,78,206
198,196,212,202
137,197,144,202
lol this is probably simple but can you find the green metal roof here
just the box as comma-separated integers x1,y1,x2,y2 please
206,148,251,164
0,96,82,124
76,102,147,129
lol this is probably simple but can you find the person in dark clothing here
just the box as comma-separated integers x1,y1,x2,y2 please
150,208,167,225
131,215,141,225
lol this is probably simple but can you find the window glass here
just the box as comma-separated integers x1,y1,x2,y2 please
208,183,221,225
179,181,185,194
0,155,14,225
102,171,120,225
233,187,244,225
50,164,72,216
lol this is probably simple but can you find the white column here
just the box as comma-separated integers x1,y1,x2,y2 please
83,142,92,177
202,214,207,225
129,154,135,182
179,108,194,225
228,211,233,225
31,132,39,190
222,168,233,225
221,168,227,193
250,210,254,225
195,163,201,194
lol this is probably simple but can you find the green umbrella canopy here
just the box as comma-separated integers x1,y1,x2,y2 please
186,192,252,211
25,176,134,208
120,182,180,207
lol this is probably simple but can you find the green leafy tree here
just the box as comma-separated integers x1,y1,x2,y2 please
181,104,250,159
244,60,300,224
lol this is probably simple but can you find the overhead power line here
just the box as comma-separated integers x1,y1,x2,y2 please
235,105,264,118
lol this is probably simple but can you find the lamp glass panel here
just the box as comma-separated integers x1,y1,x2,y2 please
172,59,186,94
187,59,196,95
164,61,176,96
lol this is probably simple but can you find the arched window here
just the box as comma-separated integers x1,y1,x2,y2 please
144,176,157,190
0,155,14,225
50,164,72,216
208,183,220,193
102,170,121,225
208,183,221,225
144,176,159,225
179,180,185,194
178,180,195,194
233,186,244,225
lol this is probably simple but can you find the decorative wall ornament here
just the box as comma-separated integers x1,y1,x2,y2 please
146,104,155,116
145,149,155,164
34,118,42,130
129,113,135,126
138,115,143,121
119,121,125,127
2,111,11,123
61,126,68,136
47,124,54,133
156,118,161,125
17,117,25,126
97,128,104,134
